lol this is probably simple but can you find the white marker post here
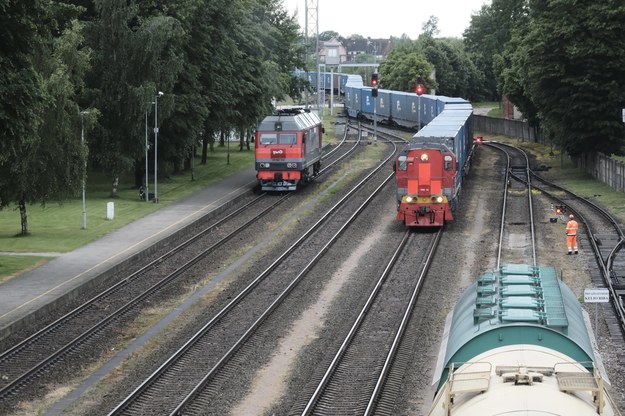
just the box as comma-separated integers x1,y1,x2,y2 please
584,287,609,341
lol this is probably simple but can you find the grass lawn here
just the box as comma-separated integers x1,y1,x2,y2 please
0,145,255,281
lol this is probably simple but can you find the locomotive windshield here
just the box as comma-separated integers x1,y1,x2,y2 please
260,133,277,144
259,133,297,145
279,134,297,144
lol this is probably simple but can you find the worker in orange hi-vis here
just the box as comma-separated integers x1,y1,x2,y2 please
566,214,579,255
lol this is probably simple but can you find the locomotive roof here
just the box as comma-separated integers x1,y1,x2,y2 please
434,264,596,389
257,108,322,132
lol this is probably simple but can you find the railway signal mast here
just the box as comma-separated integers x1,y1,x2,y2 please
372,72,379,144
415,77,425,131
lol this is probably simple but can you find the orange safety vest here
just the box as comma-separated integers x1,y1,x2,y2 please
566,220,578,236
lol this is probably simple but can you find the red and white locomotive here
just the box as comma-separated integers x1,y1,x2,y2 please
255,107,323,191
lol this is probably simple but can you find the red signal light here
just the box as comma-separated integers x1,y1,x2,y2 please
415,83,425,96
474,136,483,145
371,73,379,88
371,72,379,97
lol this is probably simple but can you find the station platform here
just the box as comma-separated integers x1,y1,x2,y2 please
0,168,257,340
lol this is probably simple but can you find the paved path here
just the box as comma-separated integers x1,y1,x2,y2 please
0,168,257,339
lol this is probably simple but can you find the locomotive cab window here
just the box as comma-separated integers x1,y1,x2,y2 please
280,133,297,145
260,133,277,144
444,155,453,171
398,155,407,171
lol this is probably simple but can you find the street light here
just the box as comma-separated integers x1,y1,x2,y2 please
144,110,149,201
154,91,164,203
80,110,89,229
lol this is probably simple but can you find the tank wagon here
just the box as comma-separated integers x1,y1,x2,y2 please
255,107,323,191
428,264,619,415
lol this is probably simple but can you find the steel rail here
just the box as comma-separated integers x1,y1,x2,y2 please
109,137,399,415
0,112,363,400
301,229,413,415
364,228,442,415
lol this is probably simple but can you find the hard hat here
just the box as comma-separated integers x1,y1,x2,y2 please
569,214,574,219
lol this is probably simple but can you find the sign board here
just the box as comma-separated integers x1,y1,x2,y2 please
622,108,625,123
584,288,609,303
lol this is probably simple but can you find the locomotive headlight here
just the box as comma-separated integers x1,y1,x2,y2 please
405,196,415,203
261,162,270,168
420,153,429,162
432,196,443,203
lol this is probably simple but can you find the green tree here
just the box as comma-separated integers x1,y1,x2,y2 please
378,48,435,93
494,25,539,126
87,0,183,197
319,31,340,41
463,0,527,100
422,16,440,37
0,1,91,235
156,0,208,177
416,35,479,98
519,0,625,156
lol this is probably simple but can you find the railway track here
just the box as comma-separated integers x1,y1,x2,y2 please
0,124,361,408
487,142,537,267
491,141,625,339
106,136,399,415
297,229,442,416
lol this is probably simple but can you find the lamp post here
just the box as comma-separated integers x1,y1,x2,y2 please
144,110,149,201
373,97,377,145
80,110,89,229
154,91,164,203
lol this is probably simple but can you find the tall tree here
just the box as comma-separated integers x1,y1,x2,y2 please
155,0,207,176
1,1,91,234
421,15,440,37
378,48,435,93
0,0,46,212
87,0,182,196
518,0,625,156
463,0,527,100
494,24,539,126
416,35,482,98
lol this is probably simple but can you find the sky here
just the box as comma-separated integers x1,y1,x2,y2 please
281,0,491,39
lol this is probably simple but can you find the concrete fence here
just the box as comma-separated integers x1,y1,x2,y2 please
474,115,547,145
575,152,625,193
474,115,625,193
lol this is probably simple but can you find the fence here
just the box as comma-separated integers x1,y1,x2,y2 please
473,115,547,145
474,115,625,193
575,153,625,193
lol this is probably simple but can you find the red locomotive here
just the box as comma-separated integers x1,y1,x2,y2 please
255,108,323,191
396,143,459,226
395,105,475,227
